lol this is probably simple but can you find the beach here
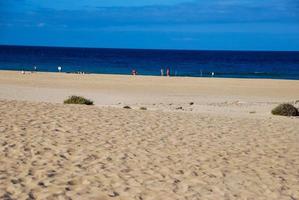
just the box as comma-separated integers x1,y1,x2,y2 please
1,70,299,117
0,70,299,199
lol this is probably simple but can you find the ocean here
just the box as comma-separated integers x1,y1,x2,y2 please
0,45,299,80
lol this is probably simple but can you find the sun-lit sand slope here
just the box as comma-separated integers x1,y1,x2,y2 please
1,100,299,200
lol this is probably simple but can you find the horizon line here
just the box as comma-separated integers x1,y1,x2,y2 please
0,43,299,53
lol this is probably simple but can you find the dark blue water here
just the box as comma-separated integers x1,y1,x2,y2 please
1,45,299,80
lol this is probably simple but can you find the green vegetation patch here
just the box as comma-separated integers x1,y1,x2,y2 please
271,103,298,116
64,96,94,105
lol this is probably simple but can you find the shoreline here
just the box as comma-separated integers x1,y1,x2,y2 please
2,69,299,82
2,69,299,81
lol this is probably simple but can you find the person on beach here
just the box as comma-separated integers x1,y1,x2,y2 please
166,68,170,76
132,69,137,76
161,68,164,76
58,66,62,72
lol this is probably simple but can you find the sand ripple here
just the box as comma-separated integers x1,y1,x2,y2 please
0,100,298,200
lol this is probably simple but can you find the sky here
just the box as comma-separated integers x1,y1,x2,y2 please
0,0,299,51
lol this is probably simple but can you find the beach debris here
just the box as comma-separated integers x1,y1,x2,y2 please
38,181,46,188
249,111,256,114
189,102,194,105
176,107,183,110
123,106,131,109
47,172,56,178
271,103,298,116
140,107,147,110
108,191,119,197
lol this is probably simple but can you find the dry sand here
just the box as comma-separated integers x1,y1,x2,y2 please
0,70,299,117
0,70,299,199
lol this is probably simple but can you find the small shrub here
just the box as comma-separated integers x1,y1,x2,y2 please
64,96,93,105
123,106,131,109
140,107,147,110
271,103,298,116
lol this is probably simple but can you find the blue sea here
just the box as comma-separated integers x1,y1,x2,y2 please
0,45,299,80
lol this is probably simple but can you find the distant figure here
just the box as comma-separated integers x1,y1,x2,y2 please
160,68,164,76
34,66,37,72
166,68,170,77
132,69,137,76
58,66,62,72
211,72,215,77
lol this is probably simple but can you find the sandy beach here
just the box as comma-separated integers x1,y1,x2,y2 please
1,70,299,117
0,70,299,199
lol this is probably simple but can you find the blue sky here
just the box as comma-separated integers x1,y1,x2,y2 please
0,0,299,50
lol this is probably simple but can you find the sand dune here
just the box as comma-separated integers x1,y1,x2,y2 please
0,100,299,200
0,70,299,199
